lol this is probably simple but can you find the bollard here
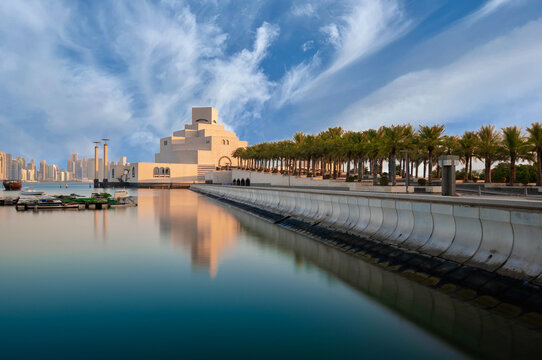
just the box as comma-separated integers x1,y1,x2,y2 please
438,155,460,196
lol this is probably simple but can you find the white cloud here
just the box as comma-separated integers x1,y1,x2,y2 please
339,18,542,131
301,40,315,52
291,4,316,17
320,24,341,47
201,22,279,128
323,0,409,76
276,0,409,106
466,0,514,24
273,54,321,108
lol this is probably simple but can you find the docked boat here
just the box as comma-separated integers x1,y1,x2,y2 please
3,180,22,191
35,199,63,209
21,188,45,196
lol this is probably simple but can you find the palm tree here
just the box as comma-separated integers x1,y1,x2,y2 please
475,125,502,183
458,131,476,182
501,126,528,185
418,125,444,185
364,129,382,185
381,125,409,185
527,122,542,186
232,147,245,168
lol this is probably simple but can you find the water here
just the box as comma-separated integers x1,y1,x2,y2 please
1,185,541,359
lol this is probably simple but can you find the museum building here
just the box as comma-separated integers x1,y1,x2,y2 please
110,107,247,184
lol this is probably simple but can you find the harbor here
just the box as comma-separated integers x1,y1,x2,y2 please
0,183,137,211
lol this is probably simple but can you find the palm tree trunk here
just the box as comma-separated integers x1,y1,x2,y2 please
469,157,473,181
423,160,426,179
372,159,378,185
510,154,516,185
428,151,433,185
389,155,396,185
538,149,542,186
485,159,491,183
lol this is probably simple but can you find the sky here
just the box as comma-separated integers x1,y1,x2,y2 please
1,0,542,165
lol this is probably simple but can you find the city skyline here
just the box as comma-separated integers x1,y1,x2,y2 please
0,150,127,182
1,1,542,165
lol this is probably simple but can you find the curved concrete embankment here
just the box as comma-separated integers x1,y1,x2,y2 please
230,206,542,360
191,184,542,285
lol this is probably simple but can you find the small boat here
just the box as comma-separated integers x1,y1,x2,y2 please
36,199,63,209
21,188,45,196
113,190,128,200
3,180,22,191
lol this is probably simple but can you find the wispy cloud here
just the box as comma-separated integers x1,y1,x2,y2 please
276,0,410,106
301,40,315,52
339,18,542,131
466,0,514,24
291,3,316,17
201,22,279,129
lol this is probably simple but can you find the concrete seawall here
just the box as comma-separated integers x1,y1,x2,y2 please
228,205,542,359
191,184,542,285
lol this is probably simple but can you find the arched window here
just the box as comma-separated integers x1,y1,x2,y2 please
132,167,135,177
222,139,226,145
226,140,230,145
241,179,245,186
246,178,250,186
165,168,170,176
154,167,159,176
160,167,165,175
112,169,115,178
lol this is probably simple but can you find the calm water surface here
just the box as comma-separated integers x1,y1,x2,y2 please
1,184,541,359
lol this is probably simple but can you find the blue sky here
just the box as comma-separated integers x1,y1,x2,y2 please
1,0,542,165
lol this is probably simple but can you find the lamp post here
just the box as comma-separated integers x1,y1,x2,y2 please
401,150,409,193
102,138,109,188
93,141,101,188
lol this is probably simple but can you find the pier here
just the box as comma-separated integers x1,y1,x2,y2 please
0,192,137,211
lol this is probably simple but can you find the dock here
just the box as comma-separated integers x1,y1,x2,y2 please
0,192,137,211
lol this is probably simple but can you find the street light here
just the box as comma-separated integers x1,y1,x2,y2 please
401,149,409,193
101,138,110,185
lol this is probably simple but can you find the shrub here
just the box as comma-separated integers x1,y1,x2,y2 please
517,164,537,184
272,169,278,173
379,176,389,186
417,178,427,186
346,176,356,182
323,174,331,180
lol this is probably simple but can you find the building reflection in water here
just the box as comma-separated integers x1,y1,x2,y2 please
93,208,109,244
154,190,239,277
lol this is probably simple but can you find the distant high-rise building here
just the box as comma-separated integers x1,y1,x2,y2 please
67,153,78,178
39,160,46,181
5,153,12,179
0,152,7,180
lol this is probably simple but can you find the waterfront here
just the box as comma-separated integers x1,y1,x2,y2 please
1,186,541,358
